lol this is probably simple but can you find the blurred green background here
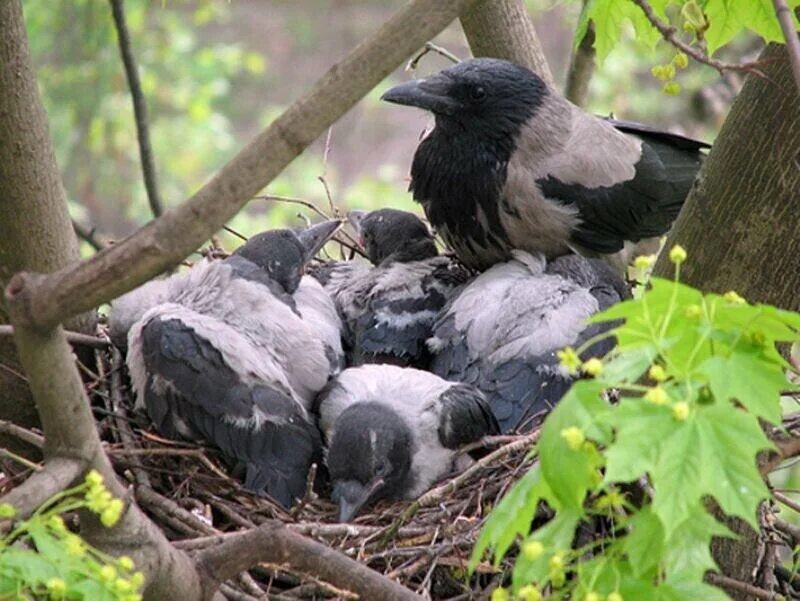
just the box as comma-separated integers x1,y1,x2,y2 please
25,0,746,253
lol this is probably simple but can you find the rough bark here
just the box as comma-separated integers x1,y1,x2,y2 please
655,43,800,599
460,0,555,87
4,0,479,332
0,0,94,455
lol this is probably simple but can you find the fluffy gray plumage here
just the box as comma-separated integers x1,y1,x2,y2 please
111,222,343,507
382,58,708,272
427,251,628,433
311,209,470,368
316,364,498,521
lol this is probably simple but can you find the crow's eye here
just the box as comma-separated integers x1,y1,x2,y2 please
470,86,487,101
375,461,388,476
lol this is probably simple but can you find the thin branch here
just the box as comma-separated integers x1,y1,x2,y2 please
773,517,800,544
406,42,461,71
0,457,85,519
0,325,109,349
630,0,766,76
564,0,596,107
72,218,106,251
5,0,474,332
109,0,163,218
772,0,800,94
762,434,800,475
706,572,781,600
0,419,45,448
774,490,800,514
196,521,420,601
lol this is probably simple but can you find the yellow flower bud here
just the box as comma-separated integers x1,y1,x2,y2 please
491,587,510,601
582,358,603,377
645,386,669,405
522,540,544,560
66,535,85,558
672,401,690,421
674,52,689,69
46,578,66,599
0,503,16,519
668,244,687,264
648,364,667,382
556,347,581,375
663,82,681,95
684,304,702,319
560,427,585,451
633,254,656,270
118,556,135,571
130,572,145,589
114,578,133,594
551,570,566,588
549,552,564,571
100,565,117,582
519,585,542,601
48,515,66,532
723,290,746,304
586,593,601,601
101,498,124,528
85,469,104,487
608,593,624,601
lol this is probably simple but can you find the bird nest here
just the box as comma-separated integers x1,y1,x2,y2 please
14,343,539,600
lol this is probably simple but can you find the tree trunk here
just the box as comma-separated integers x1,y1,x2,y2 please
564,1,596,107
656,43,800,311
0,0,94,453
460,0,555,87
655,42,800,599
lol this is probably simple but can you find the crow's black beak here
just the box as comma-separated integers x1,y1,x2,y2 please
381,75,460,116
333,477,385,523
297,219,343,262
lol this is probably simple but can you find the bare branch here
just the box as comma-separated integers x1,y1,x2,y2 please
72,218,107,251
761,434,800,475
407,42,461,71
0,419,44,448
109,0,163,218
0,325,108,349
772,0,800,94
460,0,555,86
0,457,84,519
630,0,766,76
196,521,420,601
4,0,477,332
706,572,781,600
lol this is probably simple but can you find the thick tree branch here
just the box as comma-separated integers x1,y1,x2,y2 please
196,521,420,601
772,0,800,93
630,0,765,75
4,0,478,332
109,0,163,218
0,457,84,519
706,573,781,601
460,0,555,87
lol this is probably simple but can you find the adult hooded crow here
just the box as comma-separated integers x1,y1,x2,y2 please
311,208,469,368
382,58,709,272
114,221,344,507
427,251,628,433
316,364,498,521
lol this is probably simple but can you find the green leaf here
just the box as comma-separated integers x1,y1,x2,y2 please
601,343,657,383
511,509,581,591
697,350,787,423
603,399,673,483
623,507,665,577
539,386,606,510
658,571,732,601
469,466,553,571
580,0,666,60
704,0,746,55
664,504,735,579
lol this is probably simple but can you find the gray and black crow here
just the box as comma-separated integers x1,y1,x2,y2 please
316,364,498,521
311,208,469,368
112,221,344,507
427,251,628,433
382,58,709,272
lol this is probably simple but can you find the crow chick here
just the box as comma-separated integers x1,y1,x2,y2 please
311,208,469,368
428,252,628,432
382,58,709,272
113,221,343,507
316,364,498,521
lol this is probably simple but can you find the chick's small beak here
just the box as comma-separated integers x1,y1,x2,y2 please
298,219,343,261
381,75,460,116
334,477,385,523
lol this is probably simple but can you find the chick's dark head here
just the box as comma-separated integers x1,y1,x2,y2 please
348,208,437,265
327,402,414,521
381,58,547,139
233,220,341,293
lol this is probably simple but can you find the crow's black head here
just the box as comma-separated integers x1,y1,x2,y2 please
327,402,414,521
348,208,437,265
233,220,341,293
381,58,546,141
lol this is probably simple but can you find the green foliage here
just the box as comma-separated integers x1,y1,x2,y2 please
579,0,800,61
0,471,142,600
472,248,800,599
